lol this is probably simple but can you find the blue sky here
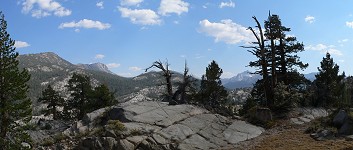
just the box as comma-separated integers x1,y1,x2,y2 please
1,0,353,78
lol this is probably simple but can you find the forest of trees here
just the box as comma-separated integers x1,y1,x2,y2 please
38,73,115,121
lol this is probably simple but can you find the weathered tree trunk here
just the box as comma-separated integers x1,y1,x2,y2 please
146,60,173,102
251,16,271,106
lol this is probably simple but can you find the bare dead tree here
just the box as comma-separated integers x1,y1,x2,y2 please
145,60,173,101
173,61,196,104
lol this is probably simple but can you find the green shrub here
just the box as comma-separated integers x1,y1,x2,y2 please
106,120,125,133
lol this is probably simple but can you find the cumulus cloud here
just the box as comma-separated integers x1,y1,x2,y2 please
198,19,254,44
107,63,121,68
219,0,235,8
59,19,111,30
338,39,349,43
21,0,71,18
120,0,143,6
95,54,105,59
119,7,161,25
96,1,104,9
305,15,315,23
14,41,30,48
306,44,343,56
158,0,189,16
346,21,353,28
129,66,142,71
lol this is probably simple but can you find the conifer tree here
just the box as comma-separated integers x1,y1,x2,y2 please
314,52,345,107
66,73,93,120
0,12,32,148
243,13,308,109
198,60,228,108
91,84,115,110
38,85,64,120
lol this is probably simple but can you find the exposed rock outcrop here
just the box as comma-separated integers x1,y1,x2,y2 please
290,108,328,125
64,101,264,149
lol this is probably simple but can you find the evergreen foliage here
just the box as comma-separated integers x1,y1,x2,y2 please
198,60,228,110
0,12,32,148
38,85,64,120
90,84,115,110
242,12,308,115
314,52,345,107
66,73,93,120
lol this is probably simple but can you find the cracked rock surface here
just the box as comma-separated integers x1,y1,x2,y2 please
126,101,263,149
66,101,264,149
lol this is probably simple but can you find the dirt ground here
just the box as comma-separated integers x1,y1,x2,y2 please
234,120,353,150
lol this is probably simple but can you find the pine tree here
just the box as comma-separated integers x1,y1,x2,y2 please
90,84,115,110
38,85,64,120
198,60,228,109
0,12,32,148
314,52,345,107
66,73,93,120
243,13,308,109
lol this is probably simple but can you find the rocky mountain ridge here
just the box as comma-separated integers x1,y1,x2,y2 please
222,71,318,89
77,62,114,74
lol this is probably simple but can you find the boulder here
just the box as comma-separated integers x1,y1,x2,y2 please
338,118,353,135
333,110,348,128
82,108,107,125
118,139,135,150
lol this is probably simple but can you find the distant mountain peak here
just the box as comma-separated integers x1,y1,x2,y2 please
76,63,114,74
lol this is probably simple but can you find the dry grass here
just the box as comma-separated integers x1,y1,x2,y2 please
235,120,353,150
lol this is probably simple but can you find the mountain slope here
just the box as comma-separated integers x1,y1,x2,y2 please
77,63,114,74
222,71,261,89
17,52,195,114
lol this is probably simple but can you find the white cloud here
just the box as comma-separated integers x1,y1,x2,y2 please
338,39,349,43
346,21,353,28
95,54,105,59
74,29,80,32
96,1,104,9
119,7,161,25
306,44,343,56
158,0,189,16
59,19,111,30
129,66,142,71
198,19,254,44
14,41,30,48
305,15,315,24
221,71,235,78
107,63,121,68
22,0,71,18
180,55,186,58
120,0,143,6
219,0,235,8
